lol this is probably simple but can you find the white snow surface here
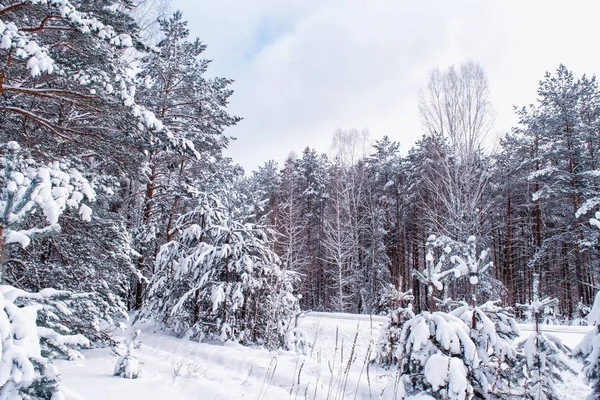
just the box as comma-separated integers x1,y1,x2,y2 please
55,312,593,399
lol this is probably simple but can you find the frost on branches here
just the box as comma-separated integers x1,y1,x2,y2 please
573,290,600,399
141,192,299,348
0,285,90,399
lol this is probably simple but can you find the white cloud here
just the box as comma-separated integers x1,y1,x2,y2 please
172,0,600,171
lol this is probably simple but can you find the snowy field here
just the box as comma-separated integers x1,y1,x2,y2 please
55,312,593,400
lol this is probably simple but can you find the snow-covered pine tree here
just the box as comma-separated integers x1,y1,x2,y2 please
6,204,138,344
365,136,406,296
0,141,94,278
376,288,414,367
397,310,484,400
437,234,502,309
512,66,600,312
295,147,329,310
413,234,459,311
573,289,600,399
0,141,99,396
449,237,522,399
131,11,240,308
1,140,135,345
516,274,574,400
396,235,486,399
114,329,142,379
451,301,521,399
141,192,299,348
1,0,173,168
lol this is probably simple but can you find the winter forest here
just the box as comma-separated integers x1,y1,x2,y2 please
2,1,600,399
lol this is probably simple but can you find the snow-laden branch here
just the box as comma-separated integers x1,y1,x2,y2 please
0,141,95,259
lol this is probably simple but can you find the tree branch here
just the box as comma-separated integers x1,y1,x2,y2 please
0,2,26,16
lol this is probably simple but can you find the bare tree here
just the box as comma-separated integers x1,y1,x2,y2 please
418,61,495,243
325,129,386,312
322,162,356,312
330,128,370,166
419,60,495,164
276,156,308,274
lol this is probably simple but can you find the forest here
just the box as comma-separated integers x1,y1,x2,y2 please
1,1,600,399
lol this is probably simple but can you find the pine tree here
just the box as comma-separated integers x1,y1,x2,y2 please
114,329,142,379
448,237,522,399
131,11,240,308
508,65,600,314
295,147,328,310
396,235,487,400
365,136,406,292
0,141,94,279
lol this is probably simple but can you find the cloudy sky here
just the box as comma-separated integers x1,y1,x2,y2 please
171,0,600,171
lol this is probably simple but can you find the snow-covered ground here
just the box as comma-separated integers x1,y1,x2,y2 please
55,312,593,399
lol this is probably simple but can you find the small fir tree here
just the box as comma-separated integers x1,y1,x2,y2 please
114,329,142,379
376,288,415,367
516,274,574,400
573,290,600,399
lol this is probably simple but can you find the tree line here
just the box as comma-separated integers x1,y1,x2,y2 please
248,62,600,319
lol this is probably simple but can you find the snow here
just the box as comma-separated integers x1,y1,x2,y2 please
5,230,31,247
589,291,600,326
79,204,92,222
54,313,594,400
424,353,449,391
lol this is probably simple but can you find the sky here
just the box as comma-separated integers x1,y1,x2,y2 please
171,0,600,172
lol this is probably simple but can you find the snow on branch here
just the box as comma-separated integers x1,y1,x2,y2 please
1,141,94,257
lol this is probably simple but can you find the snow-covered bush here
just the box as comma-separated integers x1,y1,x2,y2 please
285,327,308,355
141,192,300,348
0,285,90,399
397,311,485,400
114,329,142,379
573,290,600,399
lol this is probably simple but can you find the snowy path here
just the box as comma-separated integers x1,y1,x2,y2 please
56,313,593,399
